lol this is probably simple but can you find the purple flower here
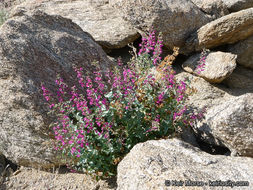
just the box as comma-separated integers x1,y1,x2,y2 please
69,140,73,144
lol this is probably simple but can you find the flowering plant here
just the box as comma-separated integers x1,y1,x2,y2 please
42,29,203,179
196,48,210,74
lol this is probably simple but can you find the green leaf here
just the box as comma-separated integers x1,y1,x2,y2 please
105,91,113,99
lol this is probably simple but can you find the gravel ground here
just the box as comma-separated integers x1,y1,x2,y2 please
0,166,116,190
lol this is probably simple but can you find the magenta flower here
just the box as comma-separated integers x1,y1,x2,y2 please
69,140,73,144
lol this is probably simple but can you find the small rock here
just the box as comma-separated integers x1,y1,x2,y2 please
182,51,237,83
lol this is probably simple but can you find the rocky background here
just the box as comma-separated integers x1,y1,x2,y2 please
0,0,252,189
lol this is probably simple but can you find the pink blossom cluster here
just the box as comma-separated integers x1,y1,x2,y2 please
138,28,163,65
196,49,209,74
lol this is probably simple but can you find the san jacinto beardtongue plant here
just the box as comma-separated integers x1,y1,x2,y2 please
41,29,204,179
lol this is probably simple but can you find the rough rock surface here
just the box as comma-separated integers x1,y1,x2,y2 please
186,8,253,52
112,0,211,51
12,0,139,50
222,65,253,91
175,70,228,110
117,138,253,190
0,153,6,185
228,35,253,69
182,51,237,83
222,0,253,12
192,0,229,18
0,10,113,169
0,154,5,176
0,0,25,9
175,70,253,155
195,93,253,157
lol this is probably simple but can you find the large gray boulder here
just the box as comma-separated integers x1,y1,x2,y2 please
222,65,253,91
182,51,237,83
228,35,253,70
117,138,253,190
222,0,253,12
112,0,211,52
192,0,229,18
186,8,253,52
0,10,113,169
195,93,253,157
175,70,253,157
12,0,139,51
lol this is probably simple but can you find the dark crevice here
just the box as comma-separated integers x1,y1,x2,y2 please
0,155,18,189
107,45,133,64
196,138,231,156
107,35,175,64
107,36,142,63
172,53,189,73
4,157,18,173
